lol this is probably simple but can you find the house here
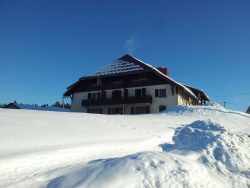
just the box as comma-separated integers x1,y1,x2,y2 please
247,106,250,114
63,54,210,114
6,103,69,112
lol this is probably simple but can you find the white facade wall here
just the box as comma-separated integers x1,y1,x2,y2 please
71,84,178,114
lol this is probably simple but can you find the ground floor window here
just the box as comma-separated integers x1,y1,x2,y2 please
159,105,167,112
87,108,103,114
108,107,123,114
131,106,150,114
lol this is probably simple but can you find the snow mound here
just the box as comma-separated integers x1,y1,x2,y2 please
173,120,226,150
166,105,249,118
47,152,221,188
166,105,226,114
47,120,250,188
171,120,250,186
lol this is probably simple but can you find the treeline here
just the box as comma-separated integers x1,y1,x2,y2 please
50,101,71,109
0,103,8,108
0,101,71,109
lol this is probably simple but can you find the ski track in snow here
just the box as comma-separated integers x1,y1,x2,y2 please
0,106,250,188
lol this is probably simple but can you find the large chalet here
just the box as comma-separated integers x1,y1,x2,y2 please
64,54,210,114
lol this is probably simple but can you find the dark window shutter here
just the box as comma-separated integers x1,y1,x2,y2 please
88,93,91,100
102,91,106,99
171,85,174,96
124,89,128,98
155,89,159,97
118,90,121,98
142,88,146,97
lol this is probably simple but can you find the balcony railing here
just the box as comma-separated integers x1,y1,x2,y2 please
82,95,152,106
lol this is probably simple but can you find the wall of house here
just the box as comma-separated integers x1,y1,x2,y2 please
71,92,88,112
177,89,196,106
71,84,179,113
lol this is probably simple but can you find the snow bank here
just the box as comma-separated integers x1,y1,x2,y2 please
47,152,222,188
173,120,250,174
167,120,250,187
47,120,250,188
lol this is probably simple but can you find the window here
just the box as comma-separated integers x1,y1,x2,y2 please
88,92,101,100
135,89,141,97
159,105,166,112
134,73,147,81
87,108,103,114
131,106,150,114
155,89,167,97
112,77,123,84
97,78,101,85
91,79,97,85
108,107,123,114
135,88,146,98
112,90,122,99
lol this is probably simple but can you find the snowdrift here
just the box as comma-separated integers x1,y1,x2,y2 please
47,120,250,188
0,106,249,188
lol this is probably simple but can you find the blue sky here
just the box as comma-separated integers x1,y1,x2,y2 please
0,0,249,112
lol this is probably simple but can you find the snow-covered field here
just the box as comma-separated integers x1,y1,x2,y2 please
0,105,249,188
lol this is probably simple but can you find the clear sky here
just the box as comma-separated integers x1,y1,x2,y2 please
0,0,249,112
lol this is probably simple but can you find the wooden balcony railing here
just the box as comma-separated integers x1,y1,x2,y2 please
82,95,152,106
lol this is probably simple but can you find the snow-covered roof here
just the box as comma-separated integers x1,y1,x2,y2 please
85,60,144,77
8,103,69,112
65,54,205,100
183,84,210,101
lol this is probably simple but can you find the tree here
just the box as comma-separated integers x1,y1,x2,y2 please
51,101,61,108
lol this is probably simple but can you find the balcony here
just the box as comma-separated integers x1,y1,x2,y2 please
82,95,152,106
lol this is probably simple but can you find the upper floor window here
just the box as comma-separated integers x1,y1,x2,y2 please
155,89,167,97
112,90,122,99
134,73,147,81
135,88,146,98
88,92,101,100
90,79,97,85
97,78,101,85
112,77,123,84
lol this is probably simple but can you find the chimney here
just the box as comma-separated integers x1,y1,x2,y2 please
157,67,168,76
